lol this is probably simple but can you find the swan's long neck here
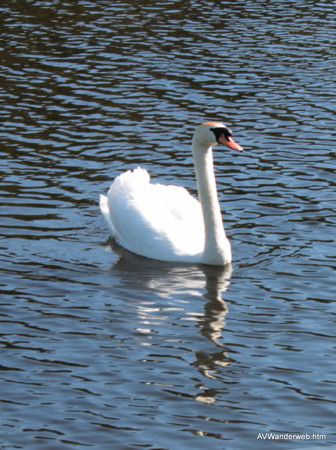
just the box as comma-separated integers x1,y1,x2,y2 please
192,140,231,264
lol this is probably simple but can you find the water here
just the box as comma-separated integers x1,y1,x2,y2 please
1,0,335,449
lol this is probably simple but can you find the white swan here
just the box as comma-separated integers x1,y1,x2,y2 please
100,122,243,265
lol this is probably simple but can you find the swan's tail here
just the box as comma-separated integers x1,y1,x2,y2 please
99,194,108,212
99,194,118,237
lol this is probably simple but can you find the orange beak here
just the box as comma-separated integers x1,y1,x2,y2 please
218,134,244,152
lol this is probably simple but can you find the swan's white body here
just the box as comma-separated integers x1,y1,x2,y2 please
100,122,243,265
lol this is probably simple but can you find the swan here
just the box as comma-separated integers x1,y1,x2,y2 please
99,122,243,265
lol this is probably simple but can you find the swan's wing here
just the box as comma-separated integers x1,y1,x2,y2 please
153,182,200,222
104,168,204,261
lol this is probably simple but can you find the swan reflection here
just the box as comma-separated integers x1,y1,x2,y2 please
106,242,234,383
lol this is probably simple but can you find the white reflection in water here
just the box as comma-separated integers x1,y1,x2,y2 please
107,241,233,388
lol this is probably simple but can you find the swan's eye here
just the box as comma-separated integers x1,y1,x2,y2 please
211,127,232,143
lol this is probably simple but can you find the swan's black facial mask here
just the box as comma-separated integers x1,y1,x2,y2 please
210,127,244,151
210,127,233,144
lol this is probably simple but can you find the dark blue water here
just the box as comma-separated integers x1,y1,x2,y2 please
1,1,335,449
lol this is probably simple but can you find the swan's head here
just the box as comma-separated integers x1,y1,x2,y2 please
193,121,243,152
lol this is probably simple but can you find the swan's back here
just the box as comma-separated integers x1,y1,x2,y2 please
100,168,205,262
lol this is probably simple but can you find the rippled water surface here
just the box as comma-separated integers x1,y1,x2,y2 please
1,1,336,449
